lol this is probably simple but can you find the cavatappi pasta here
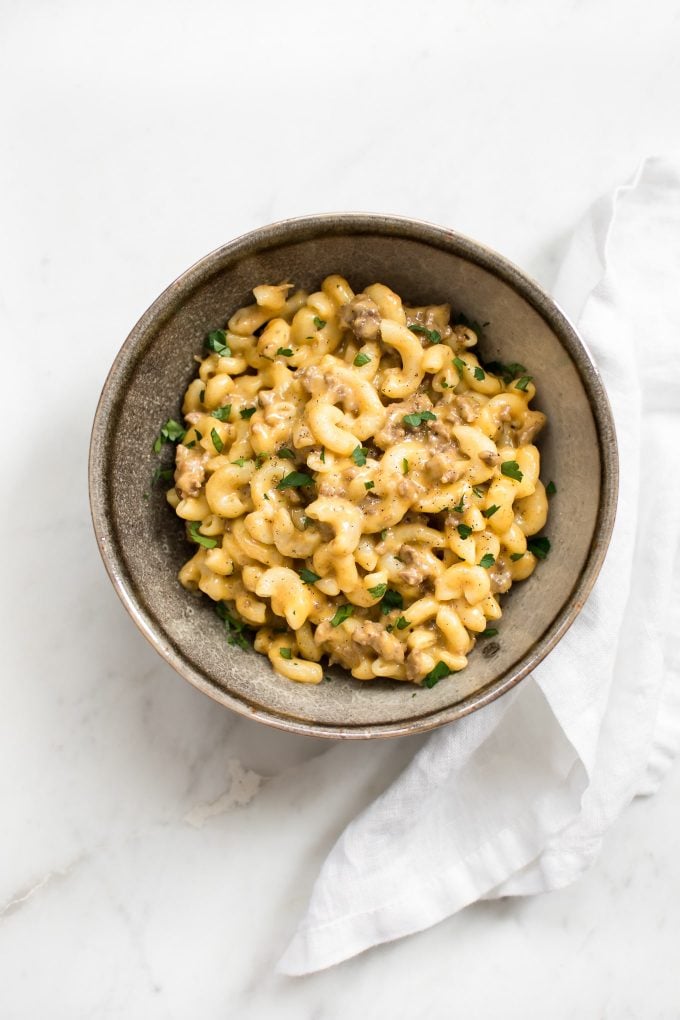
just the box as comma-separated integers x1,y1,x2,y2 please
160,277,551,688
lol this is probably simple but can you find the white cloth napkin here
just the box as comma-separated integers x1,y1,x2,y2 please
278,157,680,975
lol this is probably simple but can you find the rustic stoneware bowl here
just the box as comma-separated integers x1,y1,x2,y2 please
89,214,618,739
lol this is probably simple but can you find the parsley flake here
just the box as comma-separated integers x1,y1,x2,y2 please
422,661,451,688
151,466,173,485
276,347,293,357
402,458,409,475
527,536,551,560
501,460,523,482
211,404,231,422
215,602,253,650
279,647,292,659
240,407,256,420
403,410,437,428
368,583,387,600
457,523,473,540
277,471,315,490
510,552,525,561
199,388,205,403
313,316,326,329
453,357,466,376
231,457,247,467
480,627,499,638
210,428,224,453
320,449,326,463
380,589,404,615
205,329,231,357
396,616,409,630
515,375,533,392
546,480,557,497
365,480,375,490
473,366,486,381
277,447,295,460
479,553,496,569
299,568,321,584
153,418,185,453
354,352,371,367
408,323,441,344
188,521,218,549
330,604,354,627
352,446,368,466
380,530,388,540
482,504,500,519
452,498,466,514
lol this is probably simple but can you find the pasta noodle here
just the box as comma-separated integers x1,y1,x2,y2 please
160,277,551,688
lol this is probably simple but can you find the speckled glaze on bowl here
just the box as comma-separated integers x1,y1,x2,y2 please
89,214,618,739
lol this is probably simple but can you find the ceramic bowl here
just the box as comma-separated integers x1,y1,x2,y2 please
89,214,618,739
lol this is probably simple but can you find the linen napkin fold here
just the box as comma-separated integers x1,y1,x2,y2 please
278,157,680,976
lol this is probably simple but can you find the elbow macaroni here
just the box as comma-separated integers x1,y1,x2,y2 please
165,277,550,687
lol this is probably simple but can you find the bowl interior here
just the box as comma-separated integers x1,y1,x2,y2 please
91,217,614,737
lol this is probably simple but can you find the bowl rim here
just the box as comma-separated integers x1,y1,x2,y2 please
89,212,619,739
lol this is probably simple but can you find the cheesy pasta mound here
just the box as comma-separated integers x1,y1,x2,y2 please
164,276,550,688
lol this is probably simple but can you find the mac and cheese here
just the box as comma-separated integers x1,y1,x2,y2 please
161,277,551,688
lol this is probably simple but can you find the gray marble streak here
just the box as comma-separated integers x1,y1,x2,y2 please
1,0,679,1015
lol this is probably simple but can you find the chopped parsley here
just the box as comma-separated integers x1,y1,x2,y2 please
215,602,253,650
546,480,557,496
279,647,292,659
320,449,326,463
452,498,466,514
482,504,500,519
255,452,268,466
527,536,551,560
422,661,451,688
277,447,295,460
364,480,375,490
211,404,231,421
486,360,527,384
452,357,466,376
354,352,371,367
515,375,533,392
205,329,231,357
380,589,404,615
277,471,315,490
396,616,409,630
240,407,256,420
441,380,450,389
368,583,388,600
313,316,326,329
380,529,388,541
453,313,489,341
510,552,525,561
472,486,485,498
457,523,473,540
408,323,441,344
299,568,321,584
231,457,247,467
501,460,523,482
352,446,368,466
479,553,496,569
151,466,173,485
153,418,185,453
403,410,436,428
480,627,499,638
473,366,485,381
330,604,354,627
188,521,218,549
210,428,224,453
402,458,409,475
199,388,205,403
276,347,293,357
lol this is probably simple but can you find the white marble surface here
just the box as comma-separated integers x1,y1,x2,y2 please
2,1,679,1016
